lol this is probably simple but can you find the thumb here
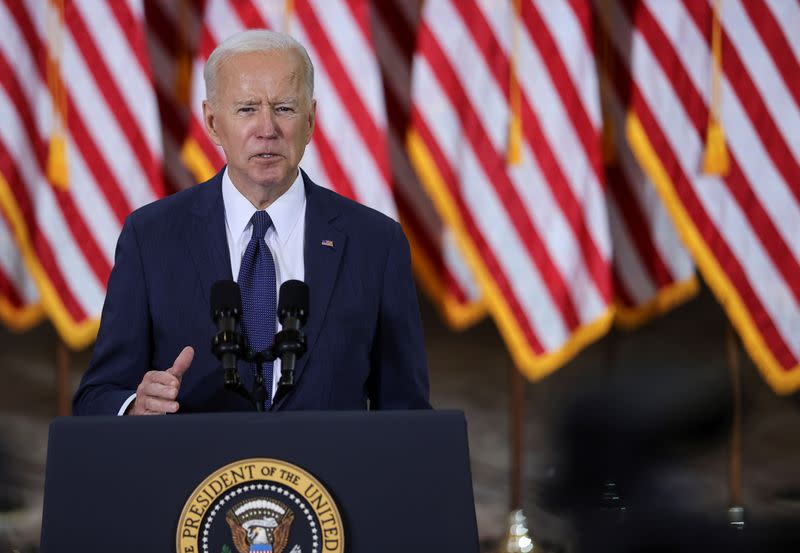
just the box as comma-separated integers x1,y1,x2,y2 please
167,346,194,380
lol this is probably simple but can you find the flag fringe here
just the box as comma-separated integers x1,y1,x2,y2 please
408,129,614,380
615,276,699,329
0,295,44,332
0,172,99,349
626,111,800,395
400,216,487,330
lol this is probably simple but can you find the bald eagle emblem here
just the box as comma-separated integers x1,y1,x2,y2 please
225,498,295,553
177,459,343,553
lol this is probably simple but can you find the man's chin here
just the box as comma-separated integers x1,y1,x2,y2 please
250,170,298,193
245,164,286,185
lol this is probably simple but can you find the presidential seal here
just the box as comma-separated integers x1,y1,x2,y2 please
177,459,344,553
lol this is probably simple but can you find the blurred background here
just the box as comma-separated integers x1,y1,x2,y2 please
1,1,799,551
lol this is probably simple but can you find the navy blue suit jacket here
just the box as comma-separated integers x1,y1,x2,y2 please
73,170,430,414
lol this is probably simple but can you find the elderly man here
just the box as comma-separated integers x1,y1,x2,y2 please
73,30,430,415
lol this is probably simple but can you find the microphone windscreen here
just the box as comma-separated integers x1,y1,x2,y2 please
278,280,309,322
210,280,241,318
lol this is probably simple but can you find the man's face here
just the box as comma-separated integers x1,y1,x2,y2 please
203,49,315,199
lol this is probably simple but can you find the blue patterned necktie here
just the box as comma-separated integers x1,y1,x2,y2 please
238,210,276,408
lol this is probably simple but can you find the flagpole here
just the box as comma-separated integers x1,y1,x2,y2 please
497,365,535,553
510,364,524,510
726,324,745,529
56,338,71,416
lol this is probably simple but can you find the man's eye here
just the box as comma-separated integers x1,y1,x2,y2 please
238,107,254,113
277,106,294,113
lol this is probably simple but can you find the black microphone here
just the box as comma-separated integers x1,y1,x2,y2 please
210,280,244,389
274,280,309,387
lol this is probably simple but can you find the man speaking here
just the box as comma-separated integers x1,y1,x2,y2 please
73,30,430,415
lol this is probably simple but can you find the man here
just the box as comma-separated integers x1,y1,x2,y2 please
73,30,430,415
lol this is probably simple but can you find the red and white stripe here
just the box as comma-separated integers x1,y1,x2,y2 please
184,0,396,218
597,33,698,324
605,155,697,324
0,208,40,329
409,0,613,377
604,0,800,392
143,0,205,192
0,0,164,348
370,0,483,328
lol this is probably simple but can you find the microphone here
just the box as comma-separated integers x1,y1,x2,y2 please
274,280,309,387
210,280,244,389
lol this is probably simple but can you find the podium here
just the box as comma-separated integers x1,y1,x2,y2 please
41,410,479,553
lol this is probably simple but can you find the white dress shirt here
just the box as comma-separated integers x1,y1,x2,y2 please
222,167,306,398
118,168,306,414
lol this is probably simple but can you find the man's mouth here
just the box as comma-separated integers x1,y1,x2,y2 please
252,153,280,159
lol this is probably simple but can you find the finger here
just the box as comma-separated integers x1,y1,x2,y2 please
130,397,162,416
141,370,180,389
138,381,179,401
167,346,194,380
142,396,179,414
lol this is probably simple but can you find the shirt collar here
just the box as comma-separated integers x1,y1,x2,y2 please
222,168,306,246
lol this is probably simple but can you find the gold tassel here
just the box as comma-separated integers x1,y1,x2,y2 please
47,135,69,189
46,0,69,190
507,0,522,166
703,0,729,176
507,71,522,165
703,119,729,175
284,0,295,33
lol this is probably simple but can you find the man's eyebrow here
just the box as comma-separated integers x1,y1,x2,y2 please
234,99,262,106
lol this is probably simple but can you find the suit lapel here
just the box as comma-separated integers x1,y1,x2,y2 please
185,172,233,309
273,174,345,409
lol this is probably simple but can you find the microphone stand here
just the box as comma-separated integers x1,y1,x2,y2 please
272,327,307,387
245,349,274,413
213,328,306,412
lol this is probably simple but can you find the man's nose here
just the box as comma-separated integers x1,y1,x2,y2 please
256,110,278,138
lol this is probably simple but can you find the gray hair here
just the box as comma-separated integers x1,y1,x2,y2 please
204,29,315,104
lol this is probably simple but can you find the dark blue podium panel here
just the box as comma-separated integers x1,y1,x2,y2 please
41,410,479,553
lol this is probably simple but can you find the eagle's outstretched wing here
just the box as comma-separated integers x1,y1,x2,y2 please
226,514,249,553
273,512,294,553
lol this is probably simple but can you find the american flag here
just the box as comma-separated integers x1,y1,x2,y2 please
370,0,485,329
183,0,397,220
143,0,205,193
604,0,800,393
597,15,699,328
0,0,164,349
0,208,41,331
408,0,615,379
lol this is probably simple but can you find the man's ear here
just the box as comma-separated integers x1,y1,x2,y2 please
202,100,221,146
305,99,317,144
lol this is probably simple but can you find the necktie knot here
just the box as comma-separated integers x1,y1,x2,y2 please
250,210,272,241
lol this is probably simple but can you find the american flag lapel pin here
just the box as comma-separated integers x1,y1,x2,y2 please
321,239,334,248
